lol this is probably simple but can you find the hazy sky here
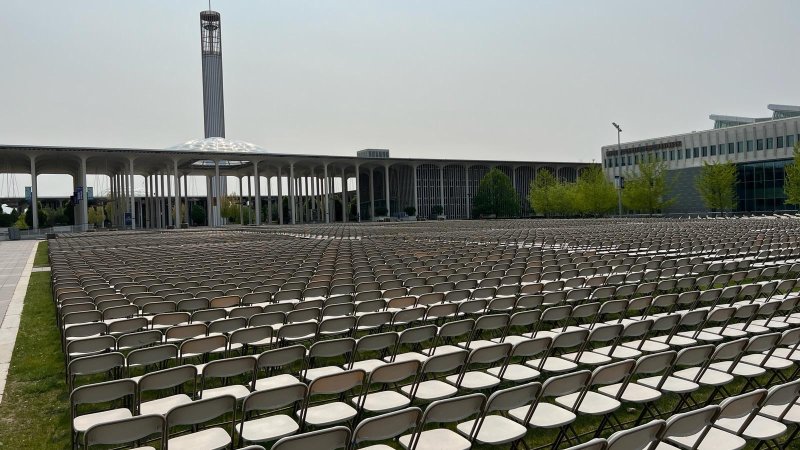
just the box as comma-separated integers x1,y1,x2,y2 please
1,0,798,197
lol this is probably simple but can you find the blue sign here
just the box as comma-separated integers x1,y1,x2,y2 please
76,186,83,202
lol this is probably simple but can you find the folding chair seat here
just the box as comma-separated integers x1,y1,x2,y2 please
198,356,256,401
296,369,366,428
447,343,511,391
461,314,510,349
561,302,601,332
649,310,707,348
530,305,572,339
637,345,714,409
661,394,756,450
272,426,350,450
353,360,419,414
302,338,356,381
138,365,197,416
229,325,274,355
675,307,735,343
487,336,550,383
388,325,438,364
508,370,591,435
401,350,468,402
599,351,676,423
494,309,541,346
562,324,622,366
70,379,136,448
593,319,654,359
456,382,541,447
164,395,236,450
726,301,779,335
351,407,422,450
528,329,589,374
82,414,165,450
255,345,307,391
556,360,635,440
719,383,799,446
398,393,486,450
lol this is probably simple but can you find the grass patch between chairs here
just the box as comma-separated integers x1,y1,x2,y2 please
0,271,70,449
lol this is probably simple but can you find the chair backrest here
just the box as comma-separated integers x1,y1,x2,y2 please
71,378,136,412
606,419,665,450
257,344,306,370
591,359,635,386
242,383,307,414
484,381,542,413
138,364,197,393
662,405,718,440
717,389,766,424
307,369,366,396
165,394,235,433
369,360,421,385
351,407,422,447
542,370,592,398
410,394,486,448
84,414,165,449
272,426,351,450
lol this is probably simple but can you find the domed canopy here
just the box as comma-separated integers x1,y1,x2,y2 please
168,137,267,154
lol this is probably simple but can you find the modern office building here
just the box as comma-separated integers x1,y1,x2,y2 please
0,8,591,231
602,104,800,213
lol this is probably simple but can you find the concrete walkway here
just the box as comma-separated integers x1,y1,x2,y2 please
0,240,39,404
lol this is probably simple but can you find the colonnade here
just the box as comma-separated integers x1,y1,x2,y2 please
21,154,586,231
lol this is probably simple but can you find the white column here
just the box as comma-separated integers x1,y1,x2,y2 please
384,164,391,218
238,176,244,225
355,164,361,222
159,172,166,228
173,160,181,227
277,167,284,225
144,176,150,228
247,175,253,225
266,176,272,225
80,156,88,231
323,164,330,223
289,163,296,224
128,159,136,230
253,162,261,225
369,168,375,219
342,167,348,223
206,175,213,227
29,156,39,230
183,174,190,225
214,161,222,226
166,170,173,228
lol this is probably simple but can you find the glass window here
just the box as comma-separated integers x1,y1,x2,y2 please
728,143,734,154
777,136,784,148
634,155,639,164
677,149,682,159
692,147,699,158
670,150,675,160
788,135,796,147
747,140,754,152
662,151,668,160
701,146,708,157
766,138,773,149
737,141,743,153
756,139,764,150
627,155,632,165
685,149,691,159
710,145,717,156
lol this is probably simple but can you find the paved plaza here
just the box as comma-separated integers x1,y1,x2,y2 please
0,239,39,404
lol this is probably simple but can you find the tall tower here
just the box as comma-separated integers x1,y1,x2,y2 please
201,10,225,138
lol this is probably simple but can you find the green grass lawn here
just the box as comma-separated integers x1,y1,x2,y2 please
33,240,49,267
0,272,70,449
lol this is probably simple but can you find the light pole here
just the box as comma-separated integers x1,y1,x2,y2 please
612,122,623,216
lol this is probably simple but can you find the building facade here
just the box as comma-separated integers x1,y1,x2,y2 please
601,104,800,213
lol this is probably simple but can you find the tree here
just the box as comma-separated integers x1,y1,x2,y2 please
528,169,558,216
472,168,519,218
190,204,206,225
24,202,47,228
622,160,673,213
404,206,416,216
784,143,800,207
431,205,444,216
696,161,738,212
574,165,617,215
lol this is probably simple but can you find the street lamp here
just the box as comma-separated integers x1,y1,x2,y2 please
612,122,623,216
